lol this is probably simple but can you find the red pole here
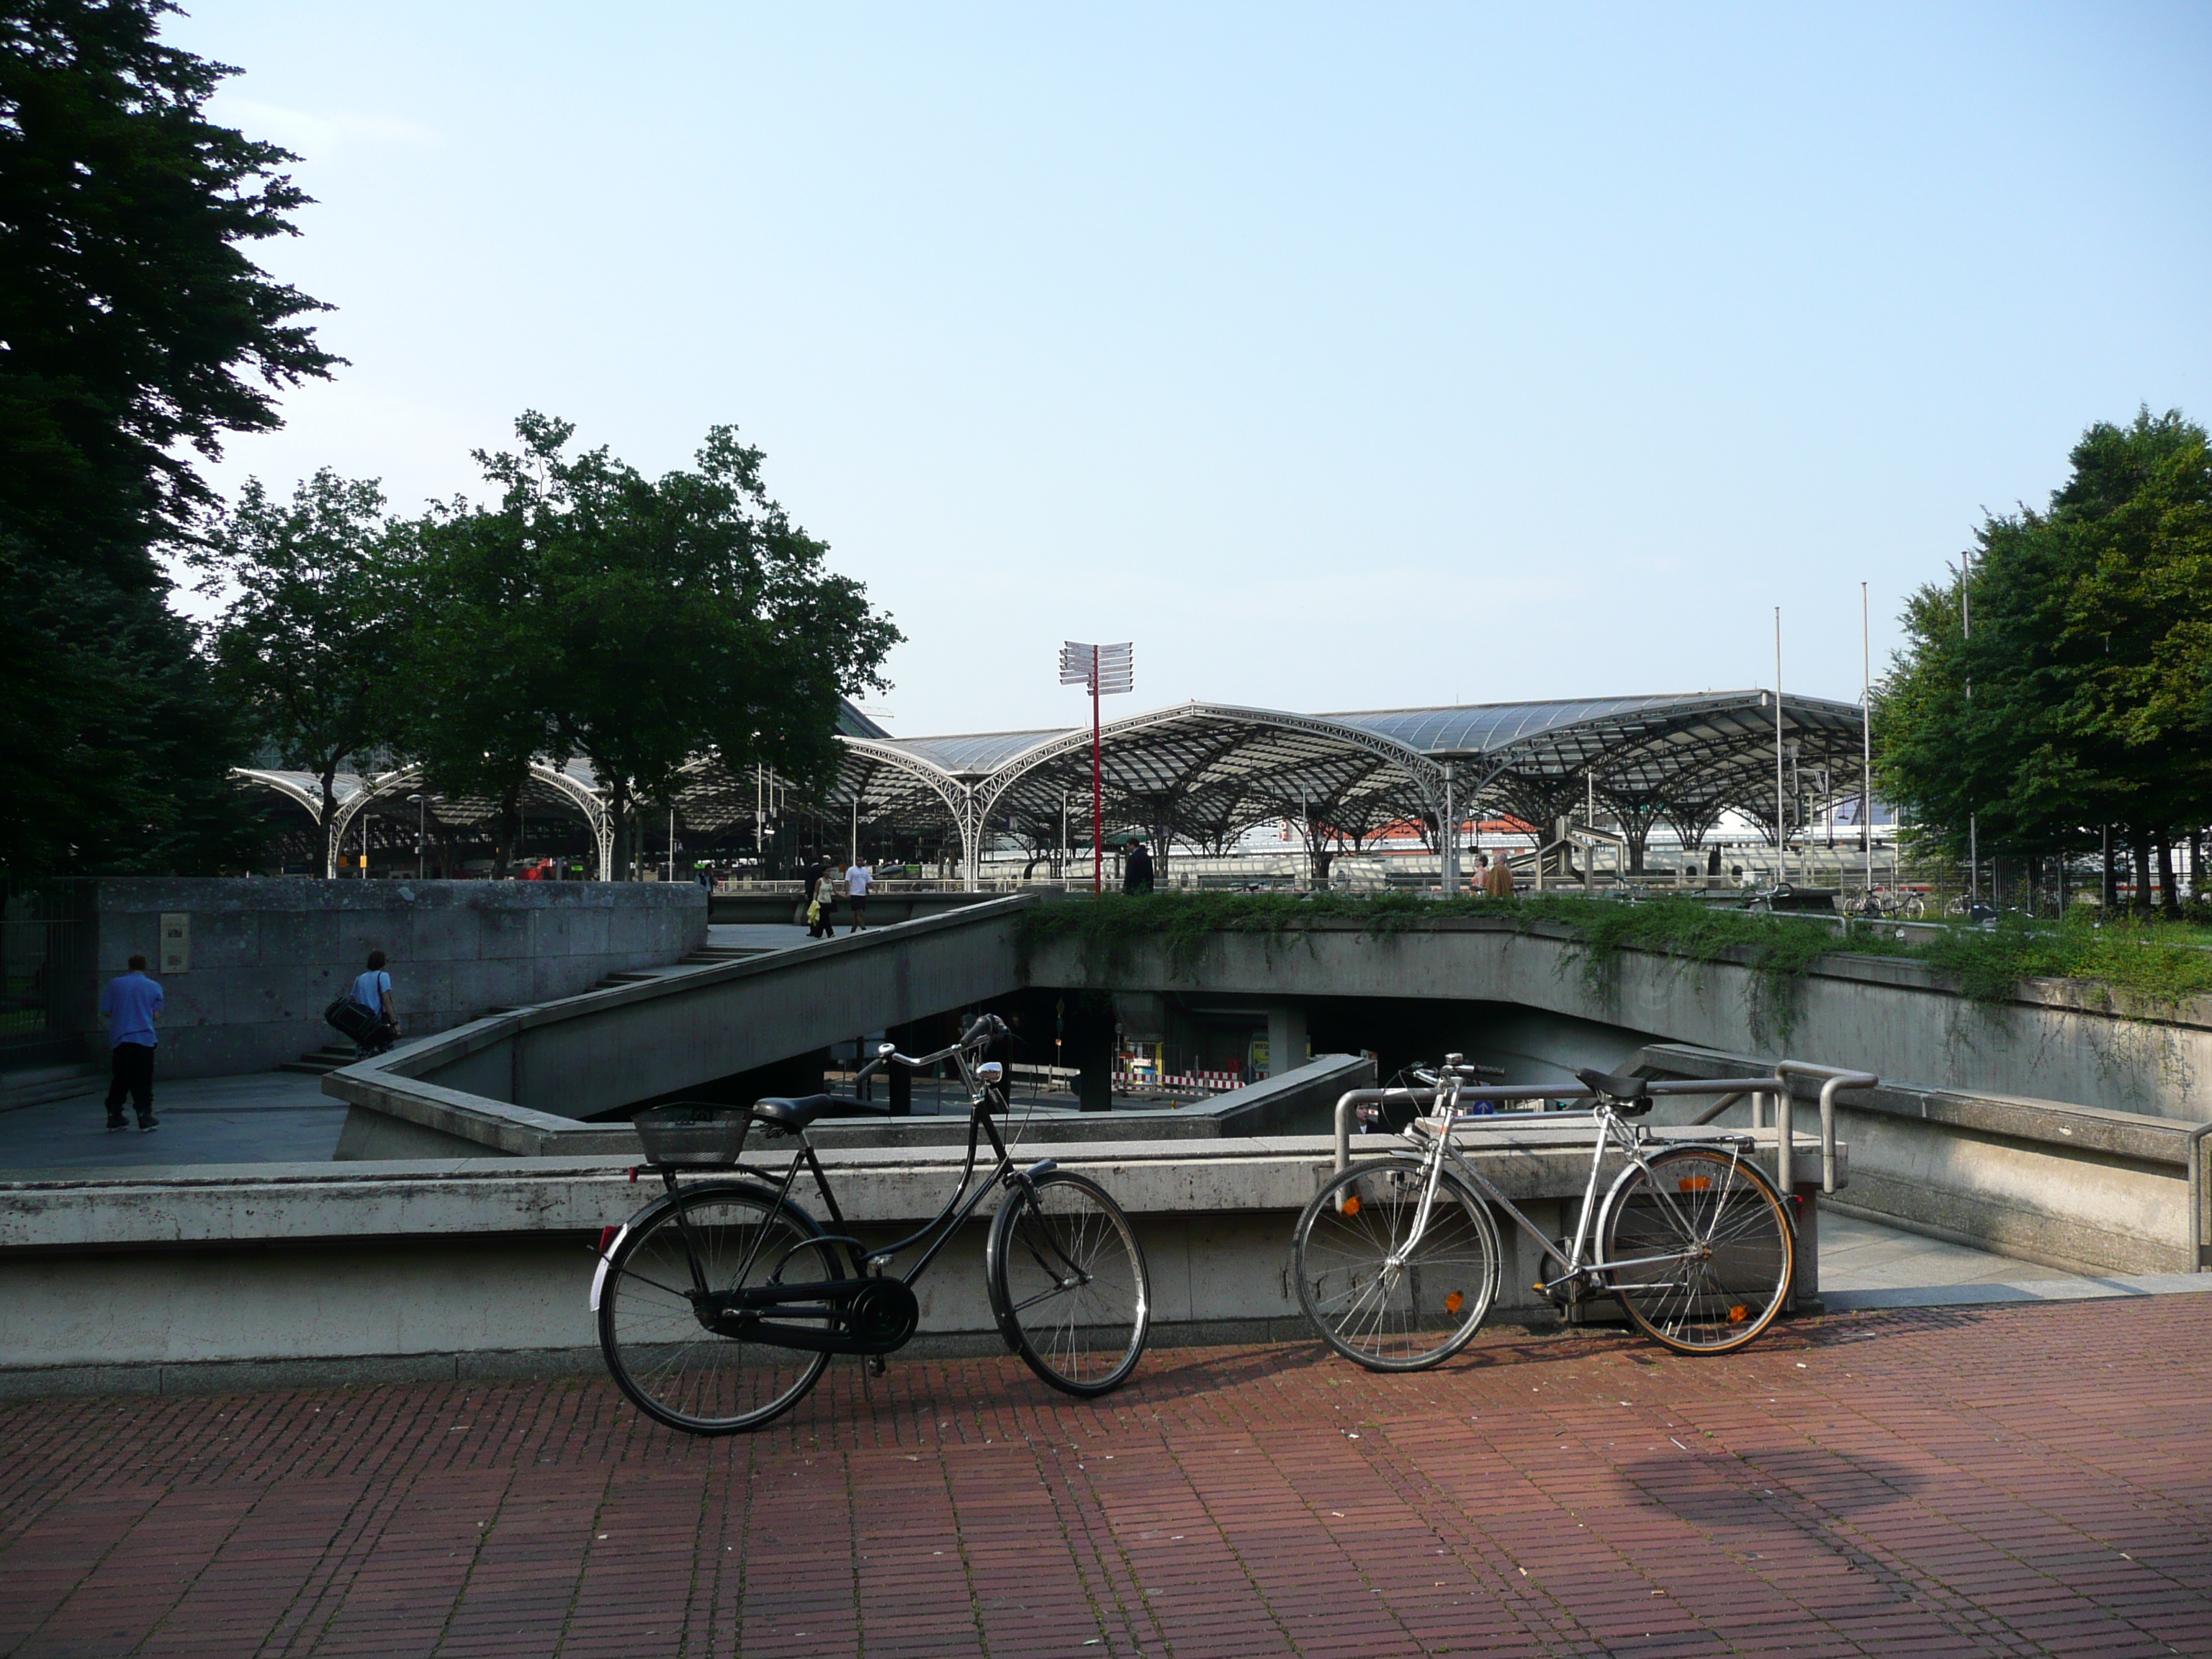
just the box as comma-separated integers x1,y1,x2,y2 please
1092,675,1104,894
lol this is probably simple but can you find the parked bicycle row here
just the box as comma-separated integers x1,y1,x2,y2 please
590,1023,1848,1435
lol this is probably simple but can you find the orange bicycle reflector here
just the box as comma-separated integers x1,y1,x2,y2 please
1727,1304,1749,1323
1444,1290,1465,1315
1678,1176,1713,1192
1341,1195,1362,1217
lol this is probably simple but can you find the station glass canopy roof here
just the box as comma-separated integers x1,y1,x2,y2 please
233,691,1870,878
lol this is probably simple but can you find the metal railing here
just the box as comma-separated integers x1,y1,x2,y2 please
1331,1061,1879,1196
2188,1120,2212,1274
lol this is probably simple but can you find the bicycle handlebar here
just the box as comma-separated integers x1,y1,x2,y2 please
852,1015,1008,1086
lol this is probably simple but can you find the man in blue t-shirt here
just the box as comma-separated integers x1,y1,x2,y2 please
98,954,164,1132
349,950,402,1057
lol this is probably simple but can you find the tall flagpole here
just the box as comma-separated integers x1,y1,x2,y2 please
1092,673,1103,894
1774,607,1786,886
1862,582,1873,896
1060,641,1133,897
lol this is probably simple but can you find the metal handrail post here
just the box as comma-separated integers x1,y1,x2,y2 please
2188,1120,2212,1272
1772,1061,1879,1195
1334,1087,1444,1174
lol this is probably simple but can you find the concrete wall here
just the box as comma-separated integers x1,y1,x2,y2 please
0,1128,1829,1392
91,878,707,1079
1635,1042,2208,1277
331,1046,1377,1161
1026,917,2212,1120
325,896,1030,1124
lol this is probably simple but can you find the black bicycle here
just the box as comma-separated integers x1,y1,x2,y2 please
591,1015,1151,1434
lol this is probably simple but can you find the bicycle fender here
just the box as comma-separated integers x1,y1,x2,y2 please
590,1176,822,1313
1002,1156,1059,1189
588,1223,629,1313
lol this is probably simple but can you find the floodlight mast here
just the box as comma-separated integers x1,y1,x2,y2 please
1060,641,1133,894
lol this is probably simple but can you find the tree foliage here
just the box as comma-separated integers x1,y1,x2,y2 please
1874,409,2212,907
401,415,902,876
0,0,336,878
196,472,411,873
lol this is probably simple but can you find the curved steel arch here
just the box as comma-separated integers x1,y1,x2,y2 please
230,768,337,824
325,761,616,880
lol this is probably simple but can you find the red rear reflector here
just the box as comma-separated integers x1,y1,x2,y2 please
596,1226,619,1256
1678,1177,1713,1192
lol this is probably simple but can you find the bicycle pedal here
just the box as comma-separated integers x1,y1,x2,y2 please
867,1353,887,1378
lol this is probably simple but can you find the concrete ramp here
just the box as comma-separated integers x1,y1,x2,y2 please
332,896,1030,1131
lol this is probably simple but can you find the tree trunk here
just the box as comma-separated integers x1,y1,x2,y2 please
2157,831,2179,920
2102,825,2117,912
2126,829,2152,916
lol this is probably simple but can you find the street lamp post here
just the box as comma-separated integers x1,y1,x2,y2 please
407,793,426,881
1059,642,1134,894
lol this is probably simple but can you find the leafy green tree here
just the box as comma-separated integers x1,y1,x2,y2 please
409,414,900,878
1,0,336,877
1876,409,2212,912
404,480,568,877
196,472,413,874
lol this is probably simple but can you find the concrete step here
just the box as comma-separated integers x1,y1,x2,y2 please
276,1045,362,1076
0,1061,104,1111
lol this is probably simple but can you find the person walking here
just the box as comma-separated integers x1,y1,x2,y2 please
844,854,873,932
350,950,402,1058
1125,840,1155,895
98,953,163,1132
803,861,836,938
1485,851,1516,899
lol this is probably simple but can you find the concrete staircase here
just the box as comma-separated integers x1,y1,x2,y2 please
281,945,770,1075
277,1044,364,1077
0,1059,105,1111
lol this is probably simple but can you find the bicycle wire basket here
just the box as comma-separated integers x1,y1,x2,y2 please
631,1102,753,1167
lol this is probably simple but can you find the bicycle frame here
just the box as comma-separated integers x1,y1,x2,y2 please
1382,1076,1768,1300
632,1018,1078,1356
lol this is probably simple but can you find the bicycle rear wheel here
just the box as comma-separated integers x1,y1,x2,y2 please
598,1182,844,1434
1602,1147,1793,1355
986,1171,1150,1396
1292,1158,1500,1371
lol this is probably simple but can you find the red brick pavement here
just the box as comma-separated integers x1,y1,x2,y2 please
4,1298,2211,1657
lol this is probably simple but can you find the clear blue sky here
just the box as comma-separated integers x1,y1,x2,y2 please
169,2,2212,737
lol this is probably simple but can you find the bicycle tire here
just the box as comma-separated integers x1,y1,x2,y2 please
1601,1147,1793,1355
986,1171,1150,1397
598,1180,845,1434
1292,1157,1501,1372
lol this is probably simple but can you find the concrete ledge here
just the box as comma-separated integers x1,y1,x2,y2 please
1025,912,2212,1118
1636,1040,2204,1276
0,1126,1829,1374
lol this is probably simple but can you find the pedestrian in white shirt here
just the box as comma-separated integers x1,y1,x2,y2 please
844,858,873,932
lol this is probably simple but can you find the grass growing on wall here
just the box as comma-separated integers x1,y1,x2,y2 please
1013,890,2212,1035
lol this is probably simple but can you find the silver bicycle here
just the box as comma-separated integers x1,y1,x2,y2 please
1292,1058,1796,1367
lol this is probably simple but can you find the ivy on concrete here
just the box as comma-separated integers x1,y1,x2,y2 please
1013,891,2212,1038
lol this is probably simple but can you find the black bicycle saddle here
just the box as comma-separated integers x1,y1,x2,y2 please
750,1094,836,1129
1574,1067,1653,1115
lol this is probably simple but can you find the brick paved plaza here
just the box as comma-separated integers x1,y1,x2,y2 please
4,1298,2210,1658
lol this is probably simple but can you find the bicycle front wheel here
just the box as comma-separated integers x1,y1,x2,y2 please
598,1182,844,1434
986,1171,1151,1397
1292,1158,1501,1371
1602,1147,1794,1355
